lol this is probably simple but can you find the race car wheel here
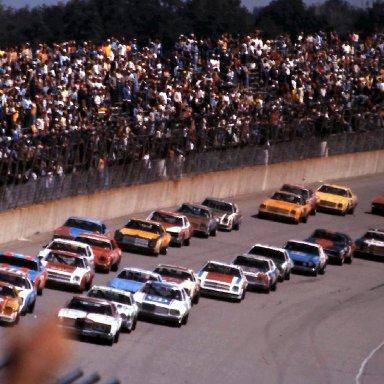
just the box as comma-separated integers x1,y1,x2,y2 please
28,300,36,314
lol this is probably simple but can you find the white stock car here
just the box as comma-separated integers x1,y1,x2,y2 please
134,280,191,327
38,238,95,269
197,260,248,302
58,295,122,345
40,250,94,292
87,285,139,332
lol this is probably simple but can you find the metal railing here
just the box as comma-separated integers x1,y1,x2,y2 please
0,111,383,212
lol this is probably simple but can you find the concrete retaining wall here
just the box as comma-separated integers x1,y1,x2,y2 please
1,149,384,245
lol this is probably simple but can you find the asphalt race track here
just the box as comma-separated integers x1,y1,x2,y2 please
1,173,384,384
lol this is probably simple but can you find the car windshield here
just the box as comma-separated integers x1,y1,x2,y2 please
233,256,269,272
285,241,319,255
46,252,86,268
201,263,241,277
318,185,349,197
149,212,183,226
248,246,285,261
117,270,156,282
64,218,102,233
75,236,112,250
202,199,234,213
0,255,39,271
0,273,30,289
68,298,113,316
48,242,87,256
177,204,210,218
312,230,345,243
124,220,162,234
364,232,384,241
142,284,182,301
0,285,17,298
281,185,308,198
88,289,133,305
154,267,192,281
271,192,303,204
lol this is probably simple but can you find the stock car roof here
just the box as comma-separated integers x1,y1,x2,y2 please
1,251,39,262
154,264,193,273
65,216,105,225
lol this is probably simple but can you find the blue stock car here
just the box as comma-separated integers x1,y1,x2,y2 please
53,216,110,240
284,240,328,276
108,267,162,294
0,252,47,295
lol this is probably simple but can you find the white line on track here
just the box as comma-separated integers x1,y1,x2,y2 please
356,340,384,384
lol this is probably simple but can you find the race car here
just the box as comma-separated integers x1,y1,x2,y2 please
231,254,279,292
0,251,47,295
114,219,171,255
87,285,139,332
371,195,384,215
134,280,191,327
0,281,22,325
0,268,37,315
146,210,193,247
246,243,293,281
38,238,95,269
74,233,122,272
354,228,384,258
53,216,110,240
201,197,242,231
280,183,318,215
58,295,122,345
153,264,201,304
284,240,328,276
176,203,219,238
305,228,354,265
316,184,357,215
40,250,94,292
108,267,162,294
258,190,311,224
197,260,248,302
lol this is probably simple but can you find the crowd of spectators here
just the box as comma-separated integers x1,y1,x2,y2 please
0,30,383,186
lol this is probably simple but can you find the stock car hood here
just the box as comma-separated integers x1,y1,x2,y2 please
286,251,319,263
203,271,238,284
58,308,116,325
46,262,77,273
108,278,143,293
118,228,160,240
306,238,343,252
143,294,174,306
263,198,302,211
372,196,384,205
316,192,348,204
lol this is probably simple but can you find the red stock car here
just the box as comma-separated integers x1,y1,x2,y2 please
371,195,384,215
74,233,122,273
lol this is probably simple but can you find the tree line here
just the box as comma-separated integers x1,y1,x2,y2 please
0,0,382,49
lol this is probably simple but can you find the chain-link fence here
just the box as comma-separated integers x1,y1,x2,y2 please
0,111,383,212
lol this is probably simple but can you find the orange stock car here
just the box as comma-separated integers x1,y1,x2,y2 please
0,281,22,326
114,219,171,256
258,190,312,224
74,233,122,273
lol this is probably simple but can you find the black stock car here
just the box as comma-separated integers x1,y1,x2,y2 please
305,228,353,265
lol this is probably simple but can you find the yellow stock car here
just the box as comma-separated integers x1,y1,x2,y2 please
0,281,22,326
316,184,358,215
114,219,171,256
258,191,311,224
